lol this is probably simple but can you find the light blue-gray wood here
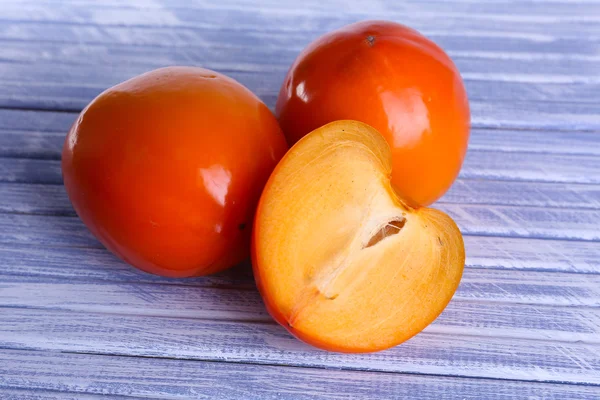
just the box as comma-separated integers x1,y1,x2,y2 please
2,307,600,385
3,180,599,219
6,122,600,158
0,0,599,398
3,149,600,185
3,349,599,400
0,388,128,400
2,274,599,343
2,202,598,246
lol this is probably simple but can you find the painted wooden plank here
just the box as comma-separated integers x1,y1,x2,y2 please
440,203,600,241
1,307,599,385
6,24,598,61
0,233,596,294
0,110,75,133
468,101,600,131
455,268,600,306
0,388,123,400
2,1,600,38
2,98,598,132
0,0,596,395
1,57,594,93
8,0,600,18
3,123,599,158
1,65,598,109
1,181,598,222
3,109,600,140
0,158,63,184
3,349,599,400
3,122,600,158
0,202,597,246
1,26,599,78
0,265,594,310
0,214,100,247
0,130,64,159
466,129,600,156
443,180,600,209
0,244,257,287
1,19,598,79
1,254,599,308
0,184,72,214
1,49,598,106
3,141,599,185
463,236,599,273
2,274,599,342
2,19,600,60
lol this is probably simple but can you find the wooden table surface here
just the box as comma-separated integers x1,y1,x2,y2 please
1,0,599,398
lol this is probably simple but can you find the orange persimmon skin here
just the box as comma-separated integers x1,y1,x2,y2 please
62,66,287,277
276,20,470,207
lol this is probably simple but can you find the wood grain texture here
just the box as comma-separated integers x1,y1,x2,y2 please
0,201,597,246
0,158,63,184
4,108,600,139
3,147,599,186
0,0,599,396
1,307,599,385
0,388,127,400
3,349,599,400
0,237,597,295
1,21,600,67
8,0,600,18
2,62,598,109
2,88,598,131
444,180,600,209
463,236,600,273
3,0,600,38
6,124,600,159
0,57,599,128
439,203,600,241
2,274,600,343
1,36,599,82
0,110,75,132
2,180,599,221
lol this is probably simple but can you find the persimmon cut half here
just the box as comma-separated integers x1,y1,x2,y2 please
252,120,465,353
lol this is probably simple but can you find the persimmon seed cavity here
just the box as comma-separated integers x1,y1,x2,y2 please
365,218,406,248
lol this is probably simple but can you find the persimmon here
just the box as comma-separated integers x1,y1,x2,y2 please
253,120,464,353
62,66,288,277
276,20,470,207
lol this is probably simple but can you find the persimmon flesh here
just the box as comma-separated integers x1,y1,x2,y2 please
253,120,464,353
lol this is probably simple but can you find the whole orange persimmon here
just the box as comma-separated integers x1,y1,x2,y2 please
62,67,288,277
276,20,470,207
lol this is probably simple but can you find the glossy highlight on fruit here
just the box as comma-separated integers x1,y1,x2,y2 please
253,120,465,353
62,66,288,277
276,20,470,207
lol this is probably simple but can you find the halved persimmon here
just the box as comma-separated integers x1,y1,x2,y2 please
252,120,464,353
